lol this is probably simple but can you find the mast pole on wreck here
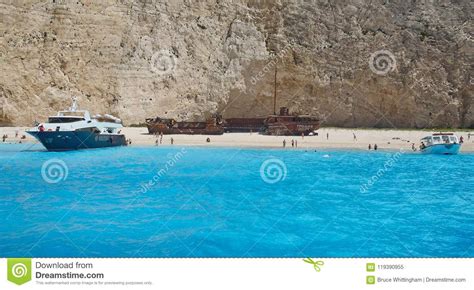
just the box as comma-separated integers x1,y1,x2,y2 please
273,64,277,115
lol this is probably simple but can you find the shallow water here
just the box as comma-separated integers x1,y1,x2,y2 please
0,143,473,257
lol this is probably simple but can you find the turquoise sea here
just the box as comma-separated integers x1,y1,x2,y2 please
0,143,473,257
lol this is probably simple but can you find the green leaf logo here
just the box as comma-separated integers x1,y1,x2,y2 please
7,258,32,285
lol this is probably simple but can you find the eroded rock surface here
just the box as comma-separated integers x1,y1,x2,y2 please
1,0,472,128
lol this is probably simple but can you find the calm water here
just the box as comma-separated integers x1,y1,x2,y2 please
0,143,473,257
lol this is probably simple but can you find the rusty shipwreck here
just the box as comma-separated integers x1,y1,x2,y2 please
146,116,224,135
146,66,320,136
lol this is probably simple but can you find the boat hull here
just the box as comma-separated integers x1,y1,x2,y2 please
223,118,266,133
27,131,127,151
263,122,320,136
147,124,224,135
421,143,461,155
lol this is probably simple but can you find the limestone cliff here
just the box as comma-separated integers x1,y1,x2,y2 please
0,0,472,128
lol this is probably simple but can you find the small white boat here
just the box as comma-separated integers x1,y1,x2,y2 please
420,133,461,155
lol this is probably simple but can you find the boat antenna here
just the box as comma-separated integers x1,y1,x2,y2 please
273,63,277,115
70,97,78,112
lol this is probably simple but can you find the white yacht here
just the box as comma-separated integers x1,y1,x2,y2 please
420,133,461,155
27,97,127,151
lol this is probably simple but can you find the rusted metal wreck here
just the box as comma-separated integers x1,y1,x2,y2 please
146,116,224,135
146,66,320,136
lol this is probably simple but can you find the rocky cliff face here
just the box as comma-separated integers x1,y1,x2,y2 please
0,0,472,128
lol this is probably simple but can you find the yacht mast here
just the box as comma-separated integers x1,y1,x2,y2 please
273,64,277,115
69,97,78,112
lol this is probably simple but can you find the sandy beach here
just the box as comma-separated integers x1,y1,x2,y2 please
1,127,473,152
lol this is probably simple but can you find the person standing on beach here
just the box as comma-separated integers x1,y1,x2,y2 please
327,133,329,140
412,143,416,151
155,138,159,146
368,144,371,150
283,139,286,148
291,139,294,148
353,133,357,141
374,144,378,150
460,136,464,144
295,140,298,148
160,132,163,144
171,137,174,145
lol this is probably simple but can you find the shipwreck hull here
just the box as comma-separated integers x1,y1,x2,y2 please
223,118,266,133
147,123,224,135
264,122,320,136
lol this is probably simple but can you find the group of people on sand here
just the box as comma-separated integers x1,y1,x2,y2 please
324,132,357,141
2,132,27,143
155,132,164,146
154,132,174,145
282,139,298,148
368,144,378,150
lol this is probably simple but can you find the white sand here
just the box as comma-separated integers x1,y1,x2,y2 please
2,127,473,152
